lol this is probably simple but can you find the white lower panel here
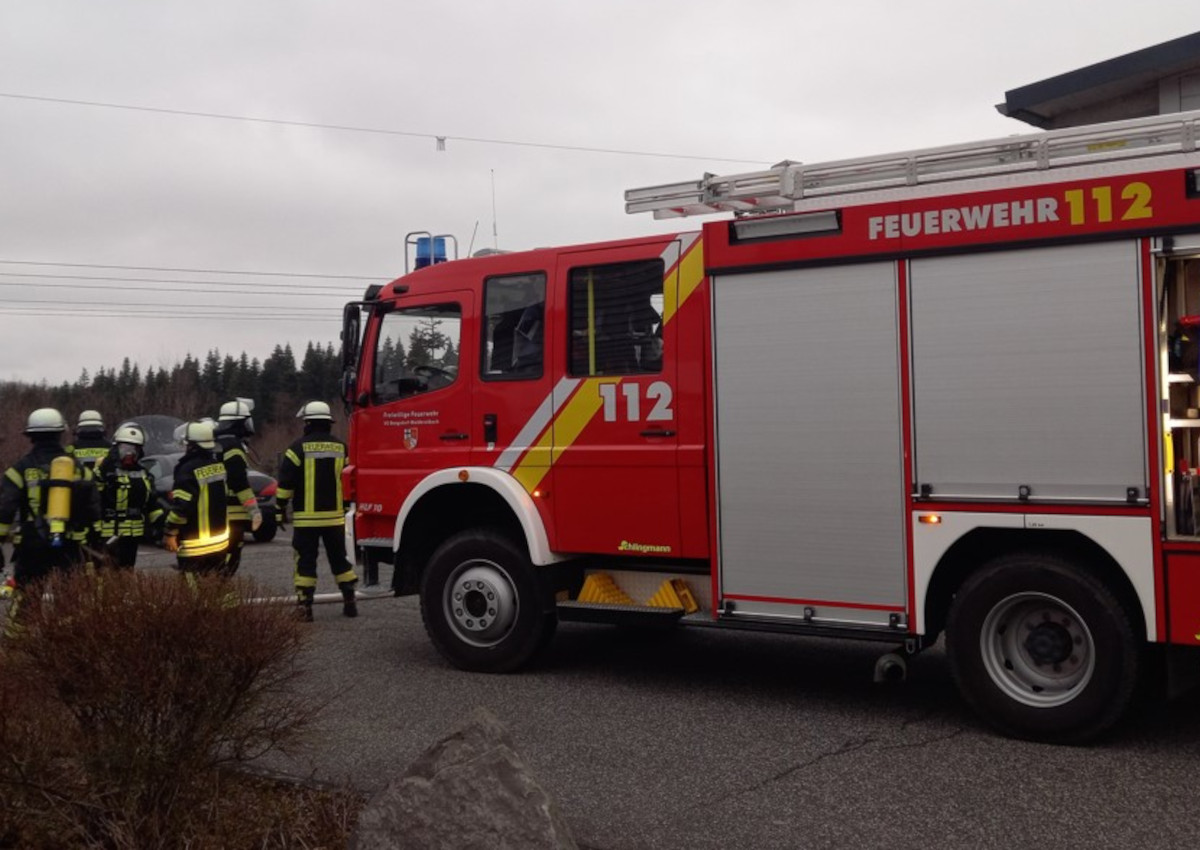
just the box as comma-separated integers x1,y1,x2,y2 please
911,511,1156,640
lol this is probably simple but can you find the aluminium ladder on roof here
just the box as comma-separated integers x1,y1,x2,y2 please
625,109,1200,219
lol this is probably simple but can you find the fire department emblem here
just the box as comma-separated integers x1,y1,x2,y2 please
403,427,419,450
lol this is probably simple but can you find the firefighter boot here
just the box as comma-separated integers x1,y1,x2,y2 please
295,589,314,622
341,584,358,618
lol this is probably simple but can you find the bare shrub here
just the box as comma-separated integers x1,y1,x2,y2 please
0,569,313,848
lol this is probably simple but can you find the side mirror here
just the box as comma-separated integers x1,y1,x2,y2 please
341,304,362,370
341,368,358,405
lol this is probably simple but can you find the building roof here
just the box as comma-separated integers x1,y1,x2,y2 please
997,31,1200,128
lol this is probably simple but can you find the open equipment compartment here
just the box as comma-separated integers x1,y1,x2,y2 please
1162,240,1200,537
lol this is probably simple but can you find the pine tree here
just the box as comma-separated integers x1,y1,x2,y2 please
202,349,223,395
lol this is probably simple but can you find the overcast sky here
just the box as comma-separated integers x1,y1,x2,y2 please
1,1,1198,386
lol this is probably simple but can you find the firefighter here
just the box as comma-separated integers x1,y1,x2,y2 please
0,408,96,589
67,409,110,551
67,409,110,473
214,399,262,576
94,424,161,568
162,421,229,575
276,401,358,621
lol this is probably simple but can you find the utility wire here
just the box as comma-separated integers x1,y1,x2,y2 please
0,91,774,166
2,297,336,313
0,273,358,296
0,258,389,280
0,283,349,298
0,312,335,321
0,307,335,322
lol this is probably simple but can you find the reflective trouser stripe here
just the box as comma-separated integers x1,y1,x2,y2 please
292,526,358,595
179,529,230,557
293,512,343,527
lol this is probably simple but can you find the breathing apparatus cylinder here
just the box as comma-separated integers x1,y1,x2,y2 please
45,455,76,547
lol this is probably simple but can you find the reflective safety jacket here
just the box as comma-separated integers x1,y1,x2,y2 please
67,433,111,473
94,451,162,539
0,442,96,544
215,433,257,523
276,429,346,528
165,448,229,557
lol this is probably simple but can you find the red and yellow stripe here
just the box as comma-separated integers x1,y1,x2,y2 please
503,232,704,493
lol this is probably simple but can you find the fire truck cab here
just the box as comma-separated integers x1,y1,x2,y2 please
342,111,1200,742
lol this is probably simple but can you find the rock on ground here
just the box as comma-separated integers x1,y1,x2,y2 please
351,706,576,850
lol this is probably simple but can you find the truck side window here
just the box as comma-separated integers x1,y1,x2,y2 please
372,304,462,403
482,273,546,380
568,259,663,377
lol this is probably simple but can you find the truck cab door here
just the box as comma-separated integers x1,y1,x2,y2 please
354,292,474,543
548,240,683,557
471,270,556,516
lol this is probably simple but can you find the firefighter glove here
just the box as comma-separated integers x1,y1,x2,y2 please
250,507,263,532
163,532,180,554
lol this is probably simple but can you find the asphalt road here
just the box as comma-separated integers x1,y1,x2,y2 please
135,536,1200,849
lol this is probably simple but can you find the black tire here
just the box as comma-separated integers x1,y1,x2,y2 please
420,529,555,673
252,511,277,543
946,552,1140,743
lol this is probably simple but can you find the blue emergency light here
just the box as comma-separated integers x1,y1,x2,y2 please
414,236,448,269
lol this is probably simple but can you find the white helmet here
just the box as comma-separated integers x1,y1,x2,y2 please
112,424,145,446
26,408,67,434
296,400,333,421
76,409,105,431
218,398,255,421
182,420,216,450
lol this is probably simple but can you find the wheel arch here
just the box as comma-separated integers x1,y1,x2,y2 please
923,526,1149,644
392,467,563,594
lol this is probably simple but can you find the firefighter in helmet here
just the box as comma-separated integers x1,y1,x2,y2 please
67,409,110,552
94,424,162,568
162,421,229,574
214,399,262,576
276,401,358,621
0,408,97,589
67,410,110,473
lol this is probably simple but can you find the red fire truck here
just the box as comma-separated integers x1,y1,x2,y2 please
340,110,1200,741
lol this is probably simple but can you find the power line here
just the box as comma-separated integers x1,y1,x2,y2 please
0,307,336,322
0,258,389,280
0,273,357,296
0,91,774,166
3,297,336,313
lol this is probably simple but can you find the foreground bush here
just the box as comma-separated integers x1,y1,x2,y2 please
0,569,319,849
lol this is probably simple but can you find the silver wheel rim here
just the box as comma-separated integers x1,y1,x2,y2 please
443,559,519,648
980,592,1095,708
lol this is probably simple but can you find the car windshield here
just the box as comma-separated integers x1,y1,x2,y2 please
118,415,185,456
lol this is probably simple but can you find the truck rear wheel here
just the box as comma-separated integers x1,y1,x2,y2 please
420,529,555,673
946,552,1139,743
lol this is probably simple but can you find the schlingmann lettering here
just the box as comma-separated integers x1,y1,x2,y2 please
618,540,672,554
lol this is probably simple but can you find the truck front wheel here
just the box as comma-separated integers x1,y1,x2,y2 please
420,529,555,673
946,552,1139,743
